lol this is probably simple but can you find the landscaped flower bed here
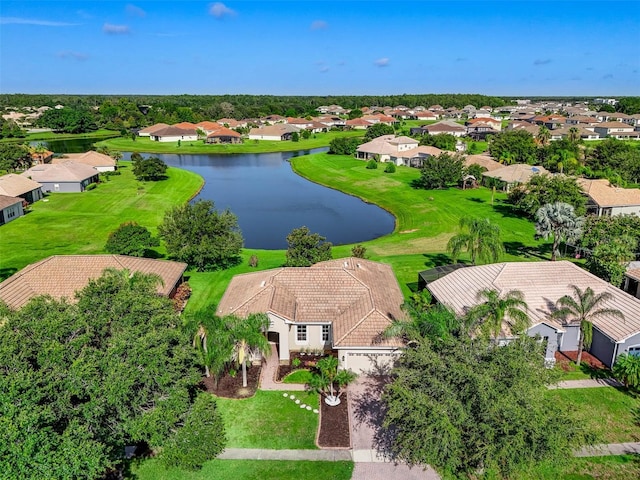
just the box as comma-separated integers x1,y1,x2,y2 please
200,365,261,398
276,351,331,381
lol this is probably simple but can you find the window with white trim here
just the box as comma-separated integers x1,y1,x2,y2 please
296,325,307,342
322,325,330,342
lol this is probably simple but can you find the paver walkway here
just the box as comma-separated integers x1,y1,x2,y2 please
548,378,623,389
259,343,306,391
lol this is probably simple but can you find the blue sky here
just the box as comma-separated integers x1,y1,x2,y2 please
1,1,638,96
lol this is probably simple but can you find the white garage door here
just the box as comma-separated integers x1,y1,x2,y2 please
344,351,398,375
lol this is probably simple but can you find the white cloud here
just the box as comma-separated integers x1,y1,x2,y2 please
56,51,89,61
103,23,130,35
126,4,146,18
0,17,80,26
374,57,390,67
310,20,328,30
209,3,236,18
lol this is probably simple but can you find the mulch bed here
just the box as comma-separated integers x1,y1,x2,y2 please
555,351,607,371
276,352,327,381
200,365,261,399
317,394,351,448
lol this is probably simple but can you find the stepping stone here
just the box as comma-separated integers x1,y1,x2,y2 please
306,406,312,411
313,409,319,414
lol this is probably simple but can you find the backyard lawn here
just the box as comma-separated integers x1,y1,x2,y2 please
131,459,353,480
95,130,364,154
216,390,319,449
517,455,640,480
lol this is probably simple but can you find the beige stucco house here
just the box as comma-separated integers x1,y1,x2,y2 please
578,178,640,217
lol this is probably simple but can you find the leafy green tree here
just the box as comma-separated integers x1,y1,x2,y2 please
488,129,538,164
105,221,159,257
0,117,25,138
581,214,640,254
366,159,378,169
160,393,226,470
617,97,640,115
328,136,361,155
464,163,487,181
0,269,205,479
466,289,530,340
508,174,587,217
535,202,584,261
385,303,461,345
36,107,97,133
0,142,31,172
364,122,394,141
133,156,168,181
291,131,300,142
227,313,271,388
382,335,583,478
130,151,143,164
568,126,581,144
415,152,464,189
612,354,640,390
419,133,457,151
351,244,367,258
447,217,504,265
586,236,635,286
301,129,311,140
348,108,363,119
158,200,243,271
308,356,356,406
553,285,624,366
384,162,396,173
285,226,332,267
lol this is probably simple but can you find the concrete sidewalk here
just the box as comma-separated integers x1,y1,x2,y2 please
548,378,623,389
574,442,640,457
259,343,306,391
219,448,351,461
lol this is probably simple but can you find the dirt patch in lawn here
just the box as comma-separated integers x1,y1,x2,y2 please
317,396,351,449
200,365,261,399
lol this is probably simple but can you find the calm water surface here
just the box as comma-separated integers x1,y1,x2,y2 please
40,138,395,250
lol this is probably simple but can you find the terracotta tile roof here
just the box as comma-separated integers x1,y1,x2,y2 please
597,121,632,129
0,255,188,309
388,136,418,146
55,151,116,168
346,118,374,126
423,120,466,133
578,178,640,207
357,135,401,155
249,124,299,136
22,161,99,183
428,261,640,342
0,174,42,197
150,126,198,137
217,258,405,348
196,121,220,131
0,194,22,209
206,125,241,138
173,122,198,129
483,164,549,184
138,123,168,134
467,117,500,125
464,154,503,172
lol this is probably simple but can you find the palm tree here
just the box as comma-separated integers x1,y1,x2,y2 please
466,288,530,340
536,125,551,146
189,309,233,386
535,202,584,261
447,217,504,265
568,127,581,144
227,313,271,388
385,303,461,345
553,285,624,366
308,356,356,406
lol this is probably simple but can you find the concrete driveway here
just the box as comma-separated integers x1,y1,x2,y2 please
348,375,440,480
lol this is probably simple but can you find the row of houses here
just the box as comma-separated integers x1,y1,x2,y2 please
0,151,116,226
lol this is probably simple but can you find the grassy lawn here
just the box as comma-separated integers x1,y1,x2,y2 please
95,130,364,154
215,390,319,449
0,129,120,143
0,162,203,276
516,455,640,480
131,459,353,480
283,370,313,384
553,362,613,381
545,387,640,443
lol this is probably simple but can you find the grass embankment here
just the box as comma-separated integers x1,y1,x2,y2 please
131,459,354,480
0,129,120,143
0,162,203,275
216,390,319,449
95,130,364,154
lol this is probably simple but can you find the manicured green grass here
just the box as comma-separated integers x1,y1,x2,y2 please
0,129,120,143
545,387,640,443
283,369,313,384
0,162,203,275
516,455,640,480
554,362,613,381
131,459,354,480
95,130,364,154
215,390,319,449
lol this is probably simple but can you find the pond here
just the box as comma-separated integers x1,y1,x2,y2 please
37,138,395,250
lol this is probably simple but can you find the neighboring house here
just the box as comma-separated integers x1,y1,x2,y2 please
205,125,242,144
578,178,640,217
30,149,54,165
550,125,600,141
56,151,117,172
346,118,374,130
419,120,467,137
0,173,43,204
426,261,640,367
138,123,169,137
411,111,438,121
593,121,640,140
390,145,443,168
482,164,549,191
464,154,503,172
248,124,300,141
216,118,248,129
466,117,502,131
356,135,419,163
196,121,223,135
623,264,640,299
217,258,405,374
22,161,100,193
0,255,188,310
149,126,198,142
0,195,24,226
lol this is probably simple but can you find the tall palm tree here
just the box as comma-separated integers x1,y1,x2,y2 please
189,309,233,386
466,288,530,340
227,313,271,388
568,127,581,144
447,217,504,265
385,303,461,345
536,125,551,146
535,202,584,261
553,285,624,366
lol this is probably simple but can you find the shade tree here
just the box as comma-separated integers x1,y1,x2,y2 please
285,226,332,267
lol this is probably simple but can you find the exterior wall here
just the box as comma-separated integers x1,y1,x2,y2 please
248,134,283,141
618,332,640,363
22,187,43,204
152,134,198,142
558,324,580,351
590,329,617,367
527,323,559,362
39,181,83,193
287,323,331,354
95,166,116,172
337,348,401,374
0,202,23,225
267,313,290,362
611,205,640,216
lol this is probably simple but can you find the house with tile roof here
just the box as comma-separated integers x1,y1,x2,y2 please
578,178,640,217
0,255,188,310
623,264,640,299
0,194,24,226
593,121,640,140
205,125,242,144
0,173,43,204
248,124,300,141
138,123,169,137
55,151,117,172
427,261,640,367
418,120,467,137
217,258,405,374
482,164,549,191
22,161,100,193
149,125,198,142
356,135,419,163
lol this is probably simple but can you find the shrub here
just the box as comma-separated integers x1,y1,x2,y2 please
351,244,367,258
85,182,97,191
384,162,396,173
292,357,301,368
613,353,640,390
105,221,159,257
366,159,378,169
248,254,259,267
161,394,226,470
